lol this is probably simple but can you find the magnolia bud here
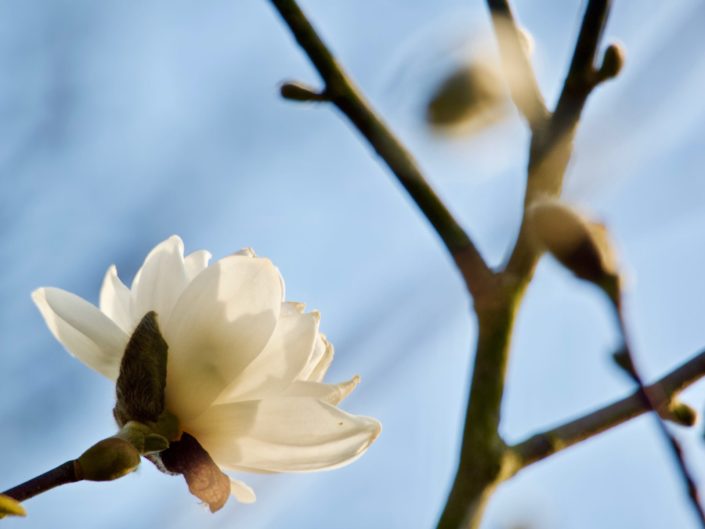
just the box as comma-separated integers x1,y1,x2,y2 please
0,494,26,519
76,437,141,482
528,199,620,299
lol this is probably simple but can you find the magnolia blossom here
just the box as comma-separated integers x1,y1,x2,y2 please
32,236,380,505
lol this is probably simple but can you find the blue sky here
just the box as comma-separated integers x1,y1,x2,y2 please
2,0,705,527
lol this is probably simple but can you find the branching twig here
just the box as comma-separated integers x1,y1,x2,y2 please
512,347,705,467
438,2,618,528
268,0,494,296
267,1,701,529
504,0,613,281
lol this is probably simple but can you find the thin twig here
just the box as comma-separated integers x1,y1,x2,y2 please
485,0,548,130
2,461,80,502
267,0,493,295
612,302,705,527
512,347,705,467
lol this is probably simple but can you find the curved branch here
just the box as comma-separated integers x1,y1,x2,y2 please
267,0,493,295
512,348,705,468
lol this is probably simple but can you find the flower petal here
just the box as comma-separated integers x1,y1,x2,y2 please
283,376,360,406
229,479,256,504
189,397,381,473
298,334,334,383
184,249,212,282
164,255,283,421
216,303,319,403
99,265,133,333
32,287,128,380
131,236,189,326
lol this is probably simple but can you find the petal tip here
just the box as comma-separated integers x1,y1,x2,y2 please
31,287,47,303
229,479,256,504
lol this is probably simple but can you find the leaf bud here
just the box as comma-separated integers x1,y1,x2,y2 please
76,437,141,482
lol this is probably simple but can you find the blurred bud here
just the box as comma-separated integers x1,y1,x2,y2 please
516,25,535,57
596,43,625,82
666,400,698,427
612,347,635,378
528,199,620,298
425,59,507,133
0,495,26,519
76,437,141,482
280,81,326,102
493,14,535,58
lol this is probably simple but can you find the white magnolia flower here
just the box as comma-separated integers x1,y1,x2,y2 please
32,236,380,506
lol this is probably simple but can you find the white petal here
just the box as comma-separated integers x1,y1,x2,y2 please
216,305,320,403
183,249,212,282
229,479,256,504
164,255,283,421
131,236,189,326
298,335,334,383
283,376,360,405
189,398,381,473
32,287,128,380
99,265,133,333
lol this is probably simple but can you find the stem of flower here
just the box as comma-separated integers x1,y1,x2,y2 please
2,461,81,502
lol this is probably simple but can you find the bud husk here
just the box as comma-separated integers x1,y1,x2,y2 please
528,199,620,300
0,494,26,518
76,437,141,482
114,311,168,427
159,433,231,513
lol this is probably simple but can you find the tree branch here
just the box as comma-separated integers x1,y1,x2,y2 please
504,0,613,281
267,0,493,295
436,2,618,527
512,347,705,468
